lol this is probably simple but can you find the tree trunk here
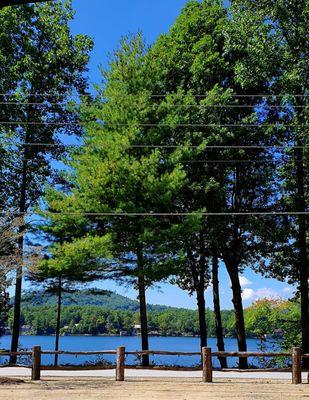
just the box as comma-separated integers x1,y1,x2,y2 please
10,237,23,364
212,252,227,368
196,289,207,349
187,246,208,350
10,146,28,364
137,245,149,367
222,166,248,369
10,257,22,365
223,255,248,369
295,141,309,369
54,276,62,367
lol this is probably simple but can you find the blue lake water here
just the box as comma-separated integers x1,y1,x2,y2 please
0,335,276,368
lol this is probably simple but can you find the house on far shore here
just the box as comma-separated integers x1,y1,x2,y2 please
119,330,129,336
132,324,141,336
20,325,32,334
61,326,70,336
3,327,11,335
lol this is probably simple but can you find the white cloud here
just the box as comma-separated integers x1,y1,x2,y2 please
254,288,281,300
242,288,255,300
239,276,252,288
206,284,213,292
241,287,281,302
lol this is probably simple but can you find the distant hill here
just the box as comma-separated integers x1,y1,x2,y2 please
17,289,177,313
9,290,237,338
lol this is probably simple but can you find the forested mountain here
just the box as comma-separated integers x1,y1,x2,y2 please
15,290,181,313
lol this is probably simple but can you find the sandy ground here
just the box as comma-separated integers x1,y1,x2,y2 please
0,376,308,400
1,367,309,380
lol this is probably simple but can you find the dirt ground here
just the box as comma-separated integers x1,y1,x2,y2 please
1,377,308,400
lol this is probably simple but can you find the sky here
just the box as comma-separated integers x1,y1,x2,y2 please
71,0,190,86
49,0,296,310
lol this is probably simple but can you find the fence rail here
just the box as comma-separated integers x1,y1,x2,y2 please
0,346,308,384
213,351,291,358
42,350,117,355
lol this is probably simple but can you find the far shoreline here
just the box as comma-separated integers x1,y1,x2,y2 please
1,333,263,339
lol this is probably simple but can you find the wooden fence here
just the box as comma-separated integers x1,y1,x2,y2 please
0,347,308,384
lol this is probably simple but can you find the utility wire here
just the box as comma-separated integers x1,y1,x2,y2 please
0,93,307,98
4,211,309,217
177,160,304,164
0,122,307,127
5,143,309,150
0,102,308,108
7,158,304,165
15,142,309,150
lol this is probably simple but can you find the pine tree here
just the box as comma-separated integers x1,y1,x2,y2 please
146,0,275,367
36,35,185,366
0,0,93,362
229,0,309,366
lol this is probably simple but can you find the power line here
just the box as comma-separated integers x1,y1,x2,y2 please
0,93,307,98
0,122,307,127
148,95,309,99
0,102,79,106
6,142,309,150
178,160,304,164
0,93,88,97
4,211,309,216
0,102,308,108
7,158,304,165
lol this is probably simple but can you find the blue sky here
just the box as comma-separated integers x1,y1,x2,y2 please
71,0,190,86
61,0,295,310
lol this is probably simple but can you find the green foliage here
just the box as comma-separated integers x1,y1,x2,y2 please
228,0,308,288
0,0,93,354
0,0,93,212
38,235,113,278
37,33,188,289
0,217,22,336
19,290,160,311
10,304,224,337
9,295,301,347
244,299,301,350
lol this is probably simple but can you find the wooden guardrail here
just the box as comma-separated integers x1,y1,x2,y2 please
0,346,308,384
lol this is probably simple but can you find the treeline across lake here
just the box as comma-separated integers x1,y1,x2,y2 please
8,297,300,352
12,305,222,337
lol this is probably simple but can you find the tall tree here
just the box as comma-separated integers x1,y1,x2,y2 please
36,35,186,366
0,0,93,362
170,216,212,350
146,0,232,355
147,0,274,368
229,0,308,366
28,242,110,366
31,187,112,366
0,216,22,338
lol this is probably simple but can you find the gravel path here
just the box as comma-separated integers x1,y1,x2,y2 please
0,366,308,380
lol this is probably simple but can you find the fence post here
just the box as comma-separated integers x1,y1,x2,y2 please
31,346,41,381
202,347,212,383
116,346,125,381
292,347,302,384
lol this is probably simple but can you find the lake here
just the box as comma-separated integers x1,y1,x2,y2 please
0,335,276,368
